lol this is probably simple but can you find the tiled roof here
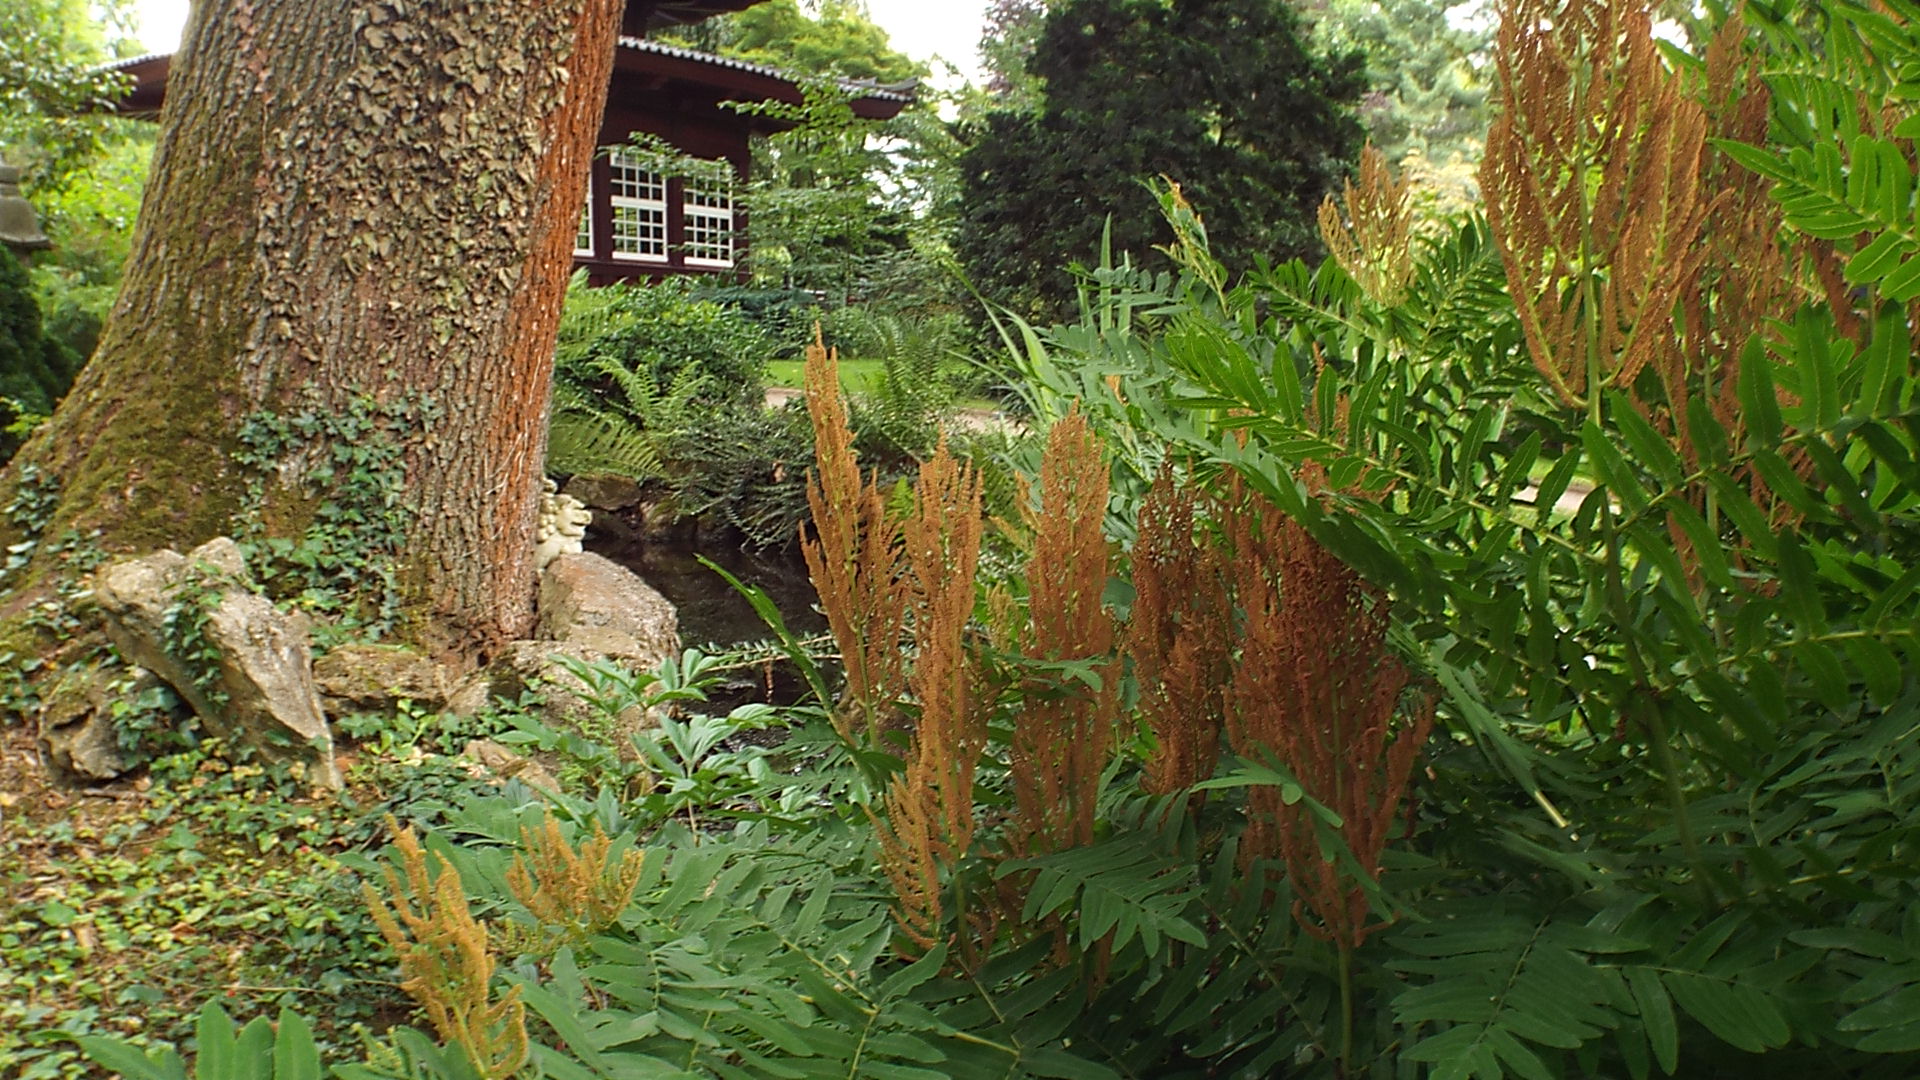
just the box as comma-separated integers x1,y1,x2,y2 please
102,52,166,71
617,37,917,103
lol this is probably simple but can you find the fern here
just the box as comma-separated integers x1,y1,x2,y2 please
1001,831,1206,956
545,409,665,481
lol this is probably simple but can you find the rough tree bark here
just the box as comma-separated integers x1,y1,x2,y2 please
2,0,623,660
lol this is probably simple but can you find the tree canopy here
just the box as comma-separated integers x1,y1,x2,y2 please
1299,0,1490,166
0,0,138,191
956,0,1365,323
662,0,924,84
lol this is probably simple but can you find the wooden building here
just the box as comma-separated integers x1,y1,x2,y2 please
106,0,914,283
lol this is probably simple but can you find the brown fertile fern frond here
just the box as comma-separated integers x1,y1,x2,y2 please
800,326,911,738
363,819,529,1080
1319,144,1417,305
506,812,646,942
874,441,988,952
1655,14,1814,567
1480,0,1719,410
1220,489,1433,951
1127,468,1231,797
1010,410,1120,857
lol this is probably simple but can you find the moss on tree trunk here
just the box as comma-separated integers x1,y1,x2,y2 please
1,0,623,661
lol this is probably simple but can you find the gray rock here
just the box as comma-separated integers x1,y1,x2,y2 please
453,639,603,722
449,639,656,753
93,540,341,788
564,473,646,513
313,644,449,717
462,738,561,796
537,551,679,669
36,661,159,782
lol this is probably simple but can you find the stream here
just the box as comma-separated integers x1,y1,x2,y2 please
586,528,826,709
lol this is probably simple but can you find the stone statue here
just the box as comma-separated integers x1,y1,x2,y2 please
0,153,51,256
535,477,592,569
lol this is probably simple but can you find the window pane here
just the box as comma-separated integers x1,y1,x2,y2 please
608,150,668,261
682,179,735,268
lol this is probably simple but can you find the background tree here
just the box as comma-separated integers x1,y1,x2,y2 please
662,0,922,83
1296,0,1490,167
0,0,625,659
955,0,1366,322
0,0,138,192
0,246,79,447
976,0,1053,113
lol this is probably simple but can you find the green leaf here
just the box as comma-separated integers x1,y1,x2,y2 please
1846,231,1910,283
1625,968,1678,1076
1664,973,1789,1054
73,1038,187,1080
194,1004,243,1080
271,1010,322,1080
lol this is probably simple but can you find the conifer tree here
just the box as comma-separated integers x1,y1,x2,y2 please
1297,0,1490,166
956,0,1365,322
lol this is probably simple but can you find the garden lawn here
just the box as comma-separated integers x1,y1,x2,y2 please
765,357,886,395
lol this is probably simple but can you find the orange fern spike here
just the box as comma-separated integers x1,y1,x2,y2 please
1220,492,1433,951
1319,143,1417,305
1011,410,1119,856
1480,0,1718,411
873,441,988,951
800,326,912,738
363,818,529,1080
1127,467,1231,797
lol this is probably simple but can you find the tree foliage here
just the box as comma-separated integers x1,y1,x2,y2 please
954,0,1366,322
661,0,924,84
1298,0,1491,167
0,246,79,419
0,0,136,191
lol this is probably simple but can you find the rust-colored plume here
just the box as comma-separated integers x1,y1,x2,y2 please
1319,143,1417,305
507,811,646,943
1010,410,1120,856
800,326,911,738
364,819,529,1080
1126,468,1232,796
1221,491,1433,950
1480,0,1717,411
874,442,988,951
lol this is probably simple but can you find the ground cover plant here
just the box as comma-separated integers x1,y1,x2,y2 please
24,0,1920,1077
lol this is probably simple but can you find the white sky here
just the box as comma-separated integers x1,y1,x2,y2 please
130,0,988,82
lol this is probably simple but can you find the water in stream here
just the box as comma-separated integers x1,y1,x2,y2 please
587,530,826,708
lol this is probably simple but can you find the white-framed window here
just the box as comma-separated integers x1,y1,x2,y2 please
574,198,594,256
608,150,668,262
681,178,736,268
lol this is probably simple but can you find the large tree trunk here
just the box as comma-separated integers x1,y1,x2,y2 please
4,0,622,660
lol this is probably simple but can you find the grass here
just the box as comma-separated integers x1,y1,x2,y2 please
765,357,887,395
764,358,1005,413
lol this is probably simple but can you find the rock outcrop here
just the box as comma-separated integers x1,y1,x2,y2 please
312,643,450,717
537,551,680,668
36,660,167,782
92,539,341,788
447,551,682,755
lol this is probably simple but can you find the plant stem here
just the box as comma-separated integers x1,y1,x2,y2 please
1337,939,1356,1077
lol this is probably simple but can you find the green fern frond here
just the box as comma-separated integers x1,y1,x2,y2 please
546,409,665,481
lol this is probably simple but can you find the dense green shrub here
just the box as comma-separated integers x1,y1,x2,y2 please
561,278,767,411
0,246,81,418
548,276,770,483
691,283,823,358
956,0,1365,322
663,402,817,549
